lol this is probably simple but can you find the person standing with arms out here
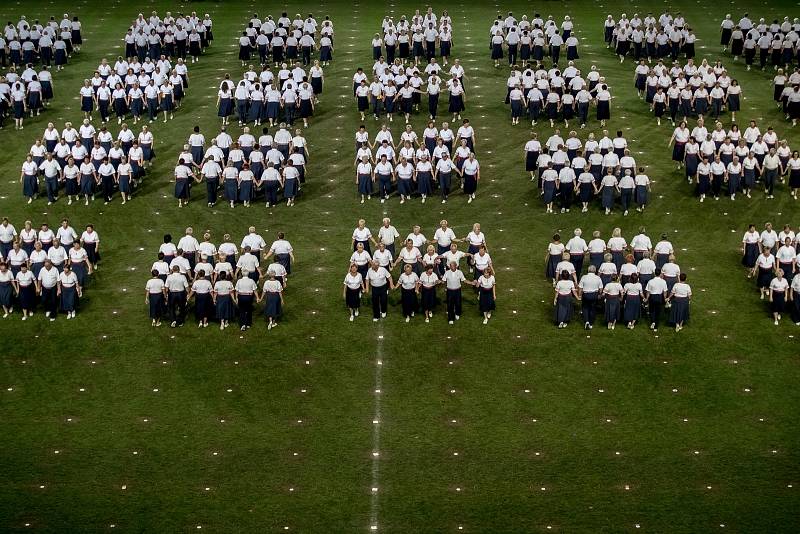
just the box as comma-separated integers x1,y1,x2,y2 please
365,259,394,322
145,269,166,327
343,263,365,322
443,260,476,325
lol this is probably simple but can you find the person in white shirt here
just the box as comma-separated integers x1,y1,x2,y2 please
263,232,295,274
365,260,394,321
554,269,580,328
443,261,476,324
394,263,420,322
37,259,60,320
259,269,284,330
566,228,588,275
577,265,603,329
165,265,189,326
343,263,365,321
145,269,166,326
667,273,692,331
57,264,81,318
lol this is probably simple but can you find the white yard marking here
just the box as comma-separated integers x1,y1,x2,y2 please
370,326,385,531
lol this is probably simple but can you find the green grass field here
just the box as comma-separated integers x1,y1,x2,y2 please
1,0,799,531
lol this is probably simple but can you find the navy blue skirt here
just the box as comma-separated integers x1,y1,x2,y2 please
669,297,690,325
60,286,78,311
174,178,189,199
479,287,495,312
224,179,238,200
555,294,573,324
264,292,282,318
604,297,620,321
215,294,235,320
284,178,298,198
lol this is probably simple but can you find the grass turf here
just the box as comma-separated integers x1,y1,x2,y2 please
0,0,799,531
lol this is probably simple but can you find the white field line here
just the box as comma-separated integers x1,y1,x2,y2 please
369,326,384,531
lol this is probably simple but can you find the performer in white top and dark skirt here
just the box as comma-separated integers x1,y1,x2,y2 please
396,263,420,322
752,248,776,300
668,273,692,332
554,270,579,328
769,269,789,325
145,269,166,326
262,271,284,330
58,265,80,318
343,263,365,321
741,224,760,271
790,273,800,325
188,273,213,328
622,273,644,329
0,263,13,317
477,266,496,324
419,263,440,323
602,274,623,329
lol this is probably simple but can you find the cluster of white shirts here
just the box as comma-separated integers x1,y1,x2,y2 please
637,59,739,95
80,57,189,102
606,12,695,44
0,65,53,104
378,11,454,43
1,16,79,61
0,221,99,262
124,12,211,48
219,65,318,104
152,233,292,280
507,64,609,101
552,231,682,284
529,132,637,170
489,14,577,48
357,59,465,98
723,15,800,53
671,122,794,159
241,14,333,47
355,123,477,160
30,122,153,161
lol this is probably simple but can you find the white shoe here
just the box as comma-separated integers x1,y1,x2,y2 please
405,317,410,323
349,315,354,322
448,320,454,325
355,310,359,317
455,315,460,320
381,312,386,318
373,318,379,322
482,318,488,324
